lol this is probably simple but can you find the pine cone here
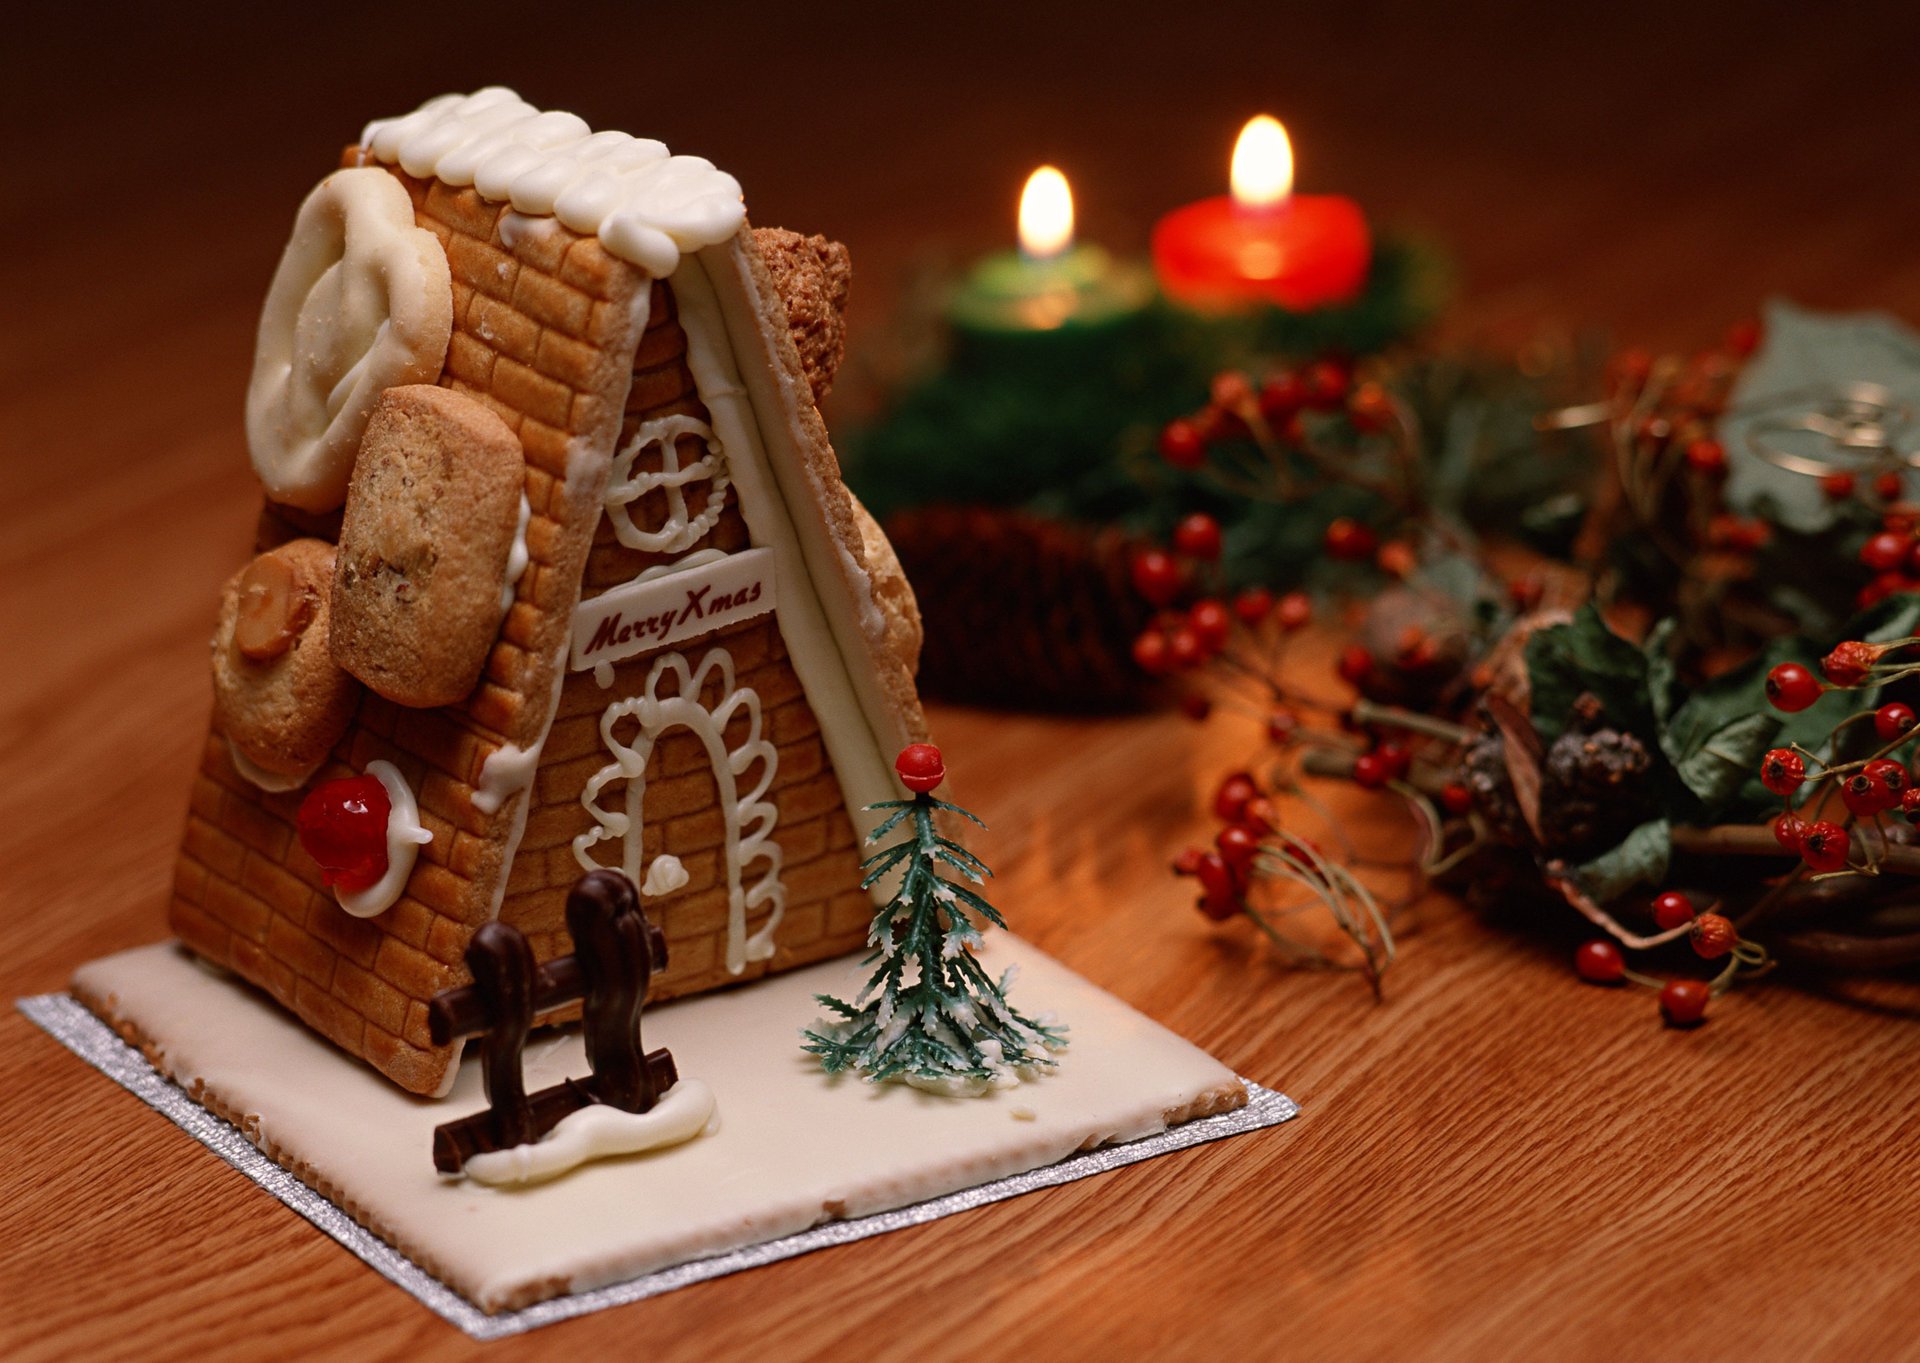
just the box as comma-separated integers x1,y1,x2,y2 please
1459,732,1531,846
883,506,1156,711
1538,695,1652,855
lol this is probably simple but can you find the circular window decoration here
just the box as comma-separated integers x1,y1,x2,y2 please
604,414,732,555
245,168,453,512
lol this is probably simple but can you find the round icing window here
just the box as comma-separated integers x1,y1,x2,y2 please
603,414,732,555
245,168,453,512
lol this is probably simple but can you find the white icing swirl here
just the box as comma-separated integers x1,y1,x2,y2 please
359,88,746,277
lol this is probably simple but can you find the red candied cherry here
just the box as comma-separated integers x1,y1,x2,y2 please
296,775,392,892
1822,471,1857,501
1130,547,1184,606
1353,752,1391,790
1685,438,1728,476
1691,913,1738,960
1132,629,1172,676
1266,708,1299,745
1213,771,1259,823
1168,627,1205,669
1765,662,1824,712
1725,318,1761,358
1347,382,1395,433
1440,782,1473,817
1660,979,1711,1026
1173,512,1224,561
1304,358,1351,409
1772,814,1808,853
1799,820,1852,873
895,743,947,793
1877,471,1906,502
1860,532,1910,574
1179,692,1213,722
1508,575,1545,612
1188,599,1231,652
1233,586,1274,625
1258,370,1306,421
1323,517,1377,562
1759,747,1806,796
1158,418,1208,469
1216,823,1261,873
1876,702,1918,742
1574,940,1626,984
1336,644,1374,688
1276,591,1313,631
1376,540,1417,579
1651,890,1695,931
1819,641,1883,689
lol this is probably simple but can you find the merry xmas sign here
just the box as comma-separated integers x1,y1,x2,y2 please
571,548,776,672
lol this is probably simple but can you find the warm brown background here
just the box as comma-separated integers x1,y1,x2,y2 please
6,4,1920,1360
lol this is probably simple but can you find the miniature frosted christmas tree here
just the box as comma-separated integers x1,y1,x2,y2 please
804,744,1066,1095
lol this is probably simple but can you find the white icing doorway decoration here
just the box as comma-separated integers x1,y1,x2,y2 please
573,647,785,973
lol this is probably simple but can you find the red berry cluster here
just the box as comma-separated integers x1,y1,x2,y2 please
1571,889,1744,1027
1853,512,1920,609
1156,360,1364,474
1172,771,1289,922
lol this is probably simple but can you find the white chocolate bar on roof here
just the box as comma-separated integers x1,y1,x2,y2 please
359,87,747,277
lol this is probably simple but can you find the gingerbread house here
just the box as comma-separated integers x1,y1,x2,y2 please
171,88,928,1096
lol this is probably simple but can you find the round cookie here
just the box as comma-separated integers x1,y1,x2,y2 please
330,385,526,709
213,538,361,784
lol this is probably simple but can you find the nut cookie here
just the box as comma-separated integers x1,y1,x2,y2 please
330,384,526,709
213,538,360,782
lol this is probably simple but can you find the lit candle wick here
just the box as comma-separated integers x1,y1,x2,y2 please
1018,165,1074,261
1230,115,1294,214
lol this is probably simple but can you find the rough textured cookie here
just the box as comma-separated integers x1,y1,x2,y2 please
213,538,361,782
330,384,526,709
848,492,923,674
752,227,852,403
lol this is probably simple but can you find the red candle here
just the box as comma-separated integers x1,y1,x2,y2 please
1152,116,1372,312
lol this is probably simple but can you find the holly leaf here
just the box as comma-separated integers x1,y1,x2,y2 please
1573,819,1671,904
1670,712,1782,814
1525,605,1655,745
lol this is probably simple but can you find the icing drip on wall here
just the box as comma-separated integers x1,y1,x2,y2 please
603,415,731,556
335,761,434,919
499,492,531,616
573,647,785,973
359,88,746,278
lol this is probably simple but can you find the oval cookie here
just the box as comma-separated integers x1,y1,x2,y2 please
213,539,361,784
330,385,526,709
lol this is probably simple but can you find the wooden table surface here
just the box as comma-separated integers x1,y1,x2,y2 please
7,5,1920,1359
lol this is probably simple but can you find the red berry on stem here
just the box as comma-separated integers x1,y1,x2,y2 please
1685,438,1728,476
1172,847,1207,877
1877,471,1907,502
1323,517,1377,562
1822,471,1857,501
1132,630,1172,675
1258,371,1306,421
1266,709,1299,745
1861,532,1909,573
1799,820,1852,873
1179,692,1213,721
1903,787,1920,824
1508,575,1545,611
1759,747,1806,796
1691,913,1738,960
895,743,946,793
1216,823,1261,872
1158,418,1207,469
296,775,392,892
1651,890,1695,931
1168,627,1204,669
1210,371,1254,411
1823,640,1885,687
1233,586,1274,625
1337,644,1374,688
1213,772,1259,823
1174,512,1224,561
1188,599,1231,652
1130,547,1183,606
1440,782,1473,817
1875,702,1917,742
1304,358,1350,409
1575,940,1626,984
1240,797,1280,833
1773,814,1808,852
1375,742,1412,781
1765,662,1824,712
1376,540,1417,579
1353,752,1390,789
1660,979,1711,1026
1347,382,1394,433
1276,591,1313,630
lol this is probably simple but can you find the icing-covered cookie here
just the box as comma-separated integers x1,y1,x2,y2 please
212,539,360,785
330,385,526,709
246,168,454,512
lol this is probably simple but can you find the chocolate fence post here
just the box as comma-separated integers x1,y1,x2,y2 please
567,869,676,1113
466,920,538,1151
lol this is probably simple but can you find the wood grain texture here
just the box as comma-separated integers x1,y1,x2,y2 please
6,3,1920,1359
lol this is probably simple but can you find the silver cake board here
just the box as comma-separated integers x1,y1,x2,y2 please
19,992,1297,1341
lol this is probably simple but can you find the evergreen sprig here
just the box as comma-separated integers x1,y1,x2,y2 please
803,794,1066,1092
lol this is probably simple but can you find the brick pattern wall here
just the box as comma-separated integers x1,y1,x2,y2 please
173,168,653,1094
499,279,870,1001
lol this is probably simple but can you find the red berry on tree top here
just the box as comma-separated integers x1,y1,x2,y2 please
1130,547,1183,606
1799,820,1851,873
1660,978,1711,1026
1875,702,1917,742
1651,890,1695,931
1765,662,1824,712
296,774,392,892
1173,512,1224,561
1574,940,1625,984
1760,748,1806,796
895,743,946,793
1691,913,1738,960
1158,417,1207,469
1822,640,1886,687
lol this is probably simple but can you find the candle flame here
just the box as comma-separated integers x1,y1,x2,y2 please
1018,165,1074,259
1230,115,1294,209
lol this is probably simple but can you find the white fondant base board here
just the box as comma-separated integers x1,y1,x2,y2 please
28,937,1296,1338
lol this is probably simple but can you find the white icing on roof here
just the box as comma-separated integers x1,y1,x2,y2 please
359,87,746,277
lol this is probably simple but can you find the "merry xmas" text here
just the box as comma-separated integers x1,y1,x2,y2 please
571,548,777,671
